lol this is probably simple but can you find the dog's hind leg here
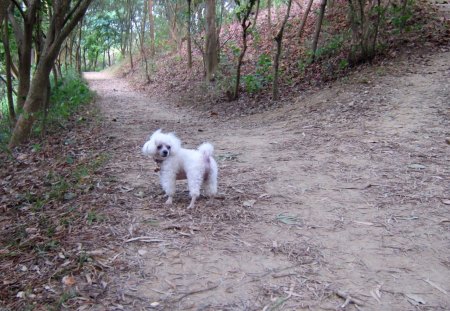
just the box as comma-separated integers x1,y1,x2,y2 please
205,158,218,196
186,171,202,209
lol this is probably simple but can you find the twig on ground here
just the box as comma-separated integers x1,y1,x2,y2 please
124,236,165,243
334,290,365,308
171,281,220,302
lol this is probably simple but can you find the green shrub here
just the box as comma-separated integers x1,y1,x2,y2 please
34,69,93,135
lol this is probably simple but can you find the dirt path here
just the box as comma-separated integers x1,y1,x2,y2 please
84,45,450,310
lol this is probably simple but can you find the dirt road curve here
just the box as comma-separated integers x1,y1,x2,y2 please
84,45,450,310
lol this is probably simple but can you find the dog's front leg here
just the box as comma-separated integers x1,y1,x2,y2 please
187,196,197,209
160,171,176,205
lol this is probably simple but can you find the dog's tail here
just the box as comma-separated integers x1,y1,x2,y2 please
198,142,214,158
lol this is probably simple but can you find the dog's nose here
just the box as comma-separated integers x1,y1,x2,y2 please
162,150,168,157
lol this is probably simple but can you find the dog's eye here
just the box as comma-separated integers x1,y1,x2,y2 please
167,145,171,150
157,145,162,150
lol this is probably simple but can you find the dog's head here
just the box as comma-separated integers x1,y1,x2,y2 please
142,129,181,161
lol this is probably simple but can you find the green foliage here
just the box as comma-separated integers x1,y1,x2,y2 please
388,1,414,32
338,58,349,71
34,69,93,135
315,33,345,59
243,53,273,94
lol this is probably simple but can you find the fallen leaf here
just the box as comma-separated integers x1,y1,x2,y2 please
243,199,256,208
407,163,426,170
354,221,375,226
16,291,26,298
405,293,426,305
62,275,76,287
441,199,450,205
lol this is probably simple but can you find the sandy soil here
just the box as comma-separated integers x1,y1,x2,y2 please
83,45,450,310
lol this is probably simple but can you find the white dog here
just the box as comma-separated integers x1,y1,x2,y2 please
142,129,218,209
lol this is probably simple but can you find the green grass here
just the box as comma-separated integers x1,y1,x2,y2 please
0,69,94,149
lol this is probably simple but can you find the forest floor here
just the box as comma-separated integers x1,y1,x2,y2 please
79,41,450,310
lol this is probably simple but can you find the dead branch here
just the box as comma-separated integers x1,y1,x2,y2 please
171,281,220,302
124,236,165,243
334,289,365,308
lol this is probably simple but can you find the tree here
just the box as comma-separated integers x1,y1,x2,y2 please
9,0,94,148
272,0,292,100
296,0,314,42
186,0,192,68
148,0,155,56
7,0,39,110
205,0,218,81
347,0,384,64
233,0,257,100
1,16,16,125
311,0,327,62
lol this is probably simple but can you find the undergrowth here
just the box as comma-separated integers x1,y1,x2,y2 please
0,69,93,149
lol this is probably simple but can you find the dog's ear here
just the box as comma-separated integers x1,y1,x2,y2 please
142,139,156,155
143,130,160,155
167,133,181,153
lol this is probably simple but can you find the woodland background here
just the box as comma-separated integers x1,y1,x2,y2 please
0,0,449,309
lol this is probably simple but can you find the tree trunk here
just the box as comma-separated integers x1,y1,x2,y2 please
148,0,155,57
2,17,16,125
273,0,292,101
267,0,272,26
9,0,93,148
0,0,8,25
297,0,314,42
139,0,151,82
253,0,260,28
77,20,83,74
205,0,218,81
127,0,134,70
8,2,38,110
187,0,192,68
311,0,327,62
233,0,256,100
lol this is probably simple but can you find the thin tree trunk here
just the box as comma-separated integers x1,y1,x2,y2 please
267,0,272,26
2,17,16,125
311,0,327,62
0,0,8,25
148,0,155,57
297,0,314,42
52,64,58,86
253,0,260,28
93,50,99,70
273,0,292,101
40,77,51,138
139,0,151,82
77,21,83,74
128,0,134,70
8,3,38,110
205,0,218,81
233,0,256,100
187,0,192,68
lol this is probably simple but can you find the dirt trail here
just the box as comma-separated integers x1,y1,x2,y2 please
84,45,450,310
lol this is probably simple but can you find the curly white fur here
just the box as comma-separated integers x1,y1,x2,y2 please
142,129,218,209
